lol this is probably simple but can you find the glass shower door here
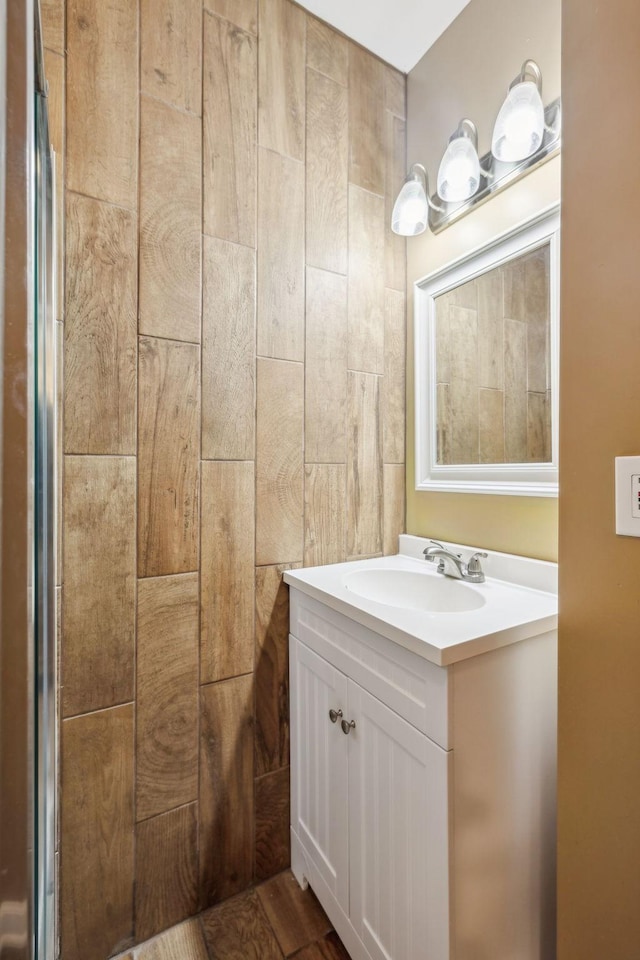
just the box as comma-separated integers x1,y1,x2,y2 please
33,22,57,960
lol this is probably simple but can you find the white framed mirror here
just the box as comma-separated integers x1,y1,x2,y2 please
415,204,560,496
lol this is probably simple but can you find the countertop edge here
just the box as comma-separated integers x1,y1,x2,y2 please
284,572,558,667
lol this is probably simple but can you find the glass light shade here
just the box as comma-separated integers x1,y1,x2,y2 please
437,136,481,203
491,80,545,162
391,177,428,236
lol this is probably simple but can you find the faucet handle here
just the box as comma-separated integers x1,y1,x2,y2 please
423,540,444,561
467,551,488,574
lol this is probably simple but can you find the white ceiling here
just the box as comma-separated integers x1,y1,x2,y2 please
297,0,473,72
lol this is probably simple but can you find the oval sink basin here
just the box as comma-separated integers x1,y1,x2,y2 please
344,569,486,613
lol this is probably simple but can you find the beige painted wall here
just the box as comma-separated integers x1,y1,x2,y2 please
558,0,640,953
406,0,561,560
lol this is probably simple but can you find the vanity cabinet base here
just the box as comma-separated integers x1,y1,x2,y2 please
291,829,373,960
289,587,557,960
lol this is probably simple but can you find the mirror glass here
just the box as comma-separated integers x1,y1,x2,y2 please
414,206,559,496
434,244,551,466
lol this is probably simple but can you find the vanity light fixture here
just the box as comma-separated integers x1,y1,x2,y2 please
390,57,560,235
491,60,545,162
391,162,441,237
436,119,481,203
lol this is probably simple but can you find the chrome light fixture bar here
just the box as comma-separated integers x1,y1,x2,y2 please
427,94,560,234
391,58,561,236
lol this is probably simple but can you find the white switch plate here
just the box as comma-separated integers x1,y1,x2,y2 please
615,457,640,536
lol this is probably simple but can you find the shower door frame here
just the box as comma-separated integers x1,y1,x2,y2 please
0,0,35,957
0,1,57,958
34,6,57,956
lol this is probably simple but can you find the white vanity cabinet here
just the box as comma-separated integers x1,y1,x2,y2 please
288,587,557,960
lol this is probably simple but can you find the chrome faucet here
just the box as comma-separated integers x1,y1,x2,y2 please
423,541,488,583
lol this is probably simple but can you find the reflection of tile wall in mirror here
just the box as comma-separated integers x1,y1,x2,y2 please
435,243,551,465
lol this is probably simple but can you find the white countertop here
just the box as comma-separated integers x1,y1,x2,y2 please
284,538,558,666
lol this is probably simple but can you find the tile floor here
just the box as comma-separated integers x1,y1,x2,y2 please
116,871,350,960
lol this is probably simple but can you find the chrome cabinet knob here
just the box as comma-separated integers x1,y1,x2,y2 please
329,708,343,724
341,718,356,735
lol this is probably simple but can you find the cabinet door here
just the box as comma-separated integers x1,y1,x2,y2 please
290,638,349,907
348,681,451,960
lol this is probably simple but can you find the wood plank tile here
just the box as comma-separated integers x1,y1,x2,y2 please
203,13,257,247
141,0,202,114
255,767,291,881
448,305,479,464
258,0,306,161
41,0,65,54
527,319,548,395
436,381,451,464
384,64,406,119
257,149,305,362
62,456,135,716
304,465,347,567
527,391,551,462
44,49,65,319
257,872,331,957
136,574,199,820
348,186,385,374
307,17,348,86
435,299,450,383
524,247,550,324
292,932,351,960
449,276,478,311
382,288,406,464
525,250,550,394
384,112,407,293
64,193,137,455
383,463,404,556
479,388,505,464
306,69,348,275
305,267,347,463
136,919,209,960
67,0,138,208
200,890,284,960
204,0,258,35
138,337,200,577
135,804,198,942
477,269,504,391
348,44,385,195
504,318,527,462
61,705,134,960
255,564,300,778
139,96,202,343
200,676,254,907
347,372,383,557
201,461,255,684
202,237,256,460
256,359,304,565
502,257,526,321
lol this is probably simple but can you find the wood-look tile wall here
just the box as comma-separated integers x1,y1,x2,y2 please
45,1,406,957
435,247,551,466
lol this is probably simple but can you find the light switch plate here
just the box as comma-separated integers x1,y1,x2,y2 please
615,457,640,536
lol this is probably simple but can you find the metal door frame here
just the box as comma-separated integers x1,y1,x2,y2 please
0,2,56,958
